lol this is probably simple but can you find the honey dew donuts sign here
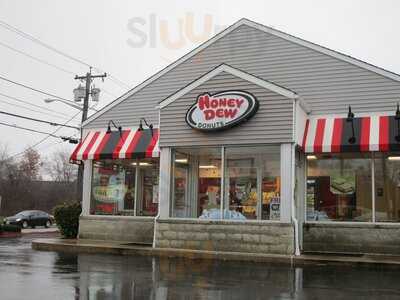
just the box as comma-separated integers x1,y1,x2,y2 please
185,90,259,131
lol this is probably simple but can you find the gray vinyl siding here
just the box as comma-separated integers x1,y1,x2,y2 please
159,72,293,147
84,24,400,129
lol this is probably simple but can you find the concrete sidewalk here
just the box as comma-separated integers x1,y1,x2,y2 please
32,238,400,268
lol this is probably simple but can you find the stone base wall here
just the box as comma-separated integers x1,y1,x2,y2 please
79,215,154,244
303,222,400,255
155,219,294,255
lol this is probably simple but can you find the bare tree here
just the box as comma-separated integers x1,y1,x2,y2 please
18,148,42,181
0,145,78,215
0,143,9,180
44,149,78,182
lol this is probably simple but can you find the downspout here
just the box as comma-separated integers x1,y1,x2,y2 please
153,206,160,248
292,96,301,256
153,109,162,248
291,143,300,256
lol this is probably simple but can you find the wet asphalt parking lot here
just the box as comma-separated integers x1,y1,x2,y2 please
1,234,400,299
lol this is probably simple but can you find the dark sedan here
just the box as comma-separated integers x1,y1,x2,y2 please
3,210,53,229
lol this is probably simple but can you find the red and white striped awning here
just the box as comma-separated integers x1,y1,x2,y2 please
302,115,400,153
70,128,159,163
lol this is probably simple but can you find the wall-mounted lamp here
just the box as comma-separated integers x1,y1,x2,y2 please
138,118,154,137
106,120,122,136
61,136,79,144
347,106,356,144
395,103,400,142
306,155,317,160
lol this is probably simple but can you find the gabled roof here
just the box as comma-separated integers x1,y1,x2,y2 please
157,64,298,109
83,18,400,127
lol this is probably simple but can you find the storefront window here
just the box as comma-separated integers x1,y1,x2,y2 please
226,146,281,220
374,154,400,222
171,146,280,220
171,148,221,218
90,159,159,216
306,153,372,222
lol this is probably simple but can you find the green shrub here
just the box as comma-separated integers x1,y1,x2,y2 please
1,224,21,232
53,202,82,238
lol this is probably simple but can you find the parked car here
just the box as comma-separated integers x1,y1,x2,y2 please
3,210,53,229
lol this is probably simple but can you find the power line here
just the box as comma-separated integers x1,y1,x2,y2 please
0,97,70,121
0,74,98,112
0,110,80,129
101,89,118,98
35,139,65,152
24,134,79,157
6,109,82,160
0,41,120,100
0,74,75,103
0,121,78,141
0,91,73,119
107,75,131,90
0,40,76,76
0,19,131,90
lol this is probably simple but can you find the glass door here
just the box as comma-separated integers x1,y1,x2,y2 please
226,157,258,219
137,159,159,216
172,152,190,217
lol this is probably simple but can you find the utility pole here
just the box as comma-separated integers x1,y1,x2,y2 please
75,68,107,201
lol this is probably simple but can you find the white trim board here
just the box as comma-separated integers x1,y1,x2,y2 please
83,18,400,127
157,64,298,109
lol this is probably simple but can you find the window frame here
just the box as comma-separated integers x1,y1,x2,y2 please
169,144,282,222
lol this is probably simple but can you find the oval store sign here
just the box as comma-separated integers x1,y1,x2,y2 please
185,90,259,131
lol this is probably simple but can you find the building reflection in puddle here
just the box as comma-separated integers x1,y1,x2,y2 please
75,254,300,299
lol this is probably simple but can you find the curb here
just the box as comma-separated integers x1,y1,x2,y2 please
0,232,22,238
32,238,400,268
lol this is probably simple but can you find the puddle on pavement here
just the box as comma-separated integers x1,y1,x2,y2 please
1,235,400,299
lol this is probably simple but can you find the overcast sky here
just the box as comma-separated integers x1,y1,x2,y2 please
0,0,399,159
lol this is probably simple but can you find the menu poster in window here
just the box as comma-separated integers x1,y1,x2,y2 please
330,174,355,195
92,169,126,213
270,197,280,220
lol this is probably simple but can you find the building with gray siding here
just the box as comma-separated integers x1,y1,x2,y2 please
71,18,400,256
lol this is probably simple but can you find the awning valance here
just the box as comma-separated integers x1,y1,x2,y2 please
302,115,400,153
70,128,159,163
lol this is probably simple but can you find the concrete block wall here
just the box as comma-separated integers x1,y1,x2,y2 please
155,219,295,255
79,215,154,244
303,223,400,255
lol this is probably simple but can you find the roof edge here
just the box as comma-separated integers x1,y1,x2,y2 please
241,18,400,82
157,64,297,109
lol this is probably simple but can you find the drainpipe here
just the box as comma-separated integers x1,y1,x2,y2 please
153,109,162,249
292,97,301,256
291,144,300,256
152,209,160,248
